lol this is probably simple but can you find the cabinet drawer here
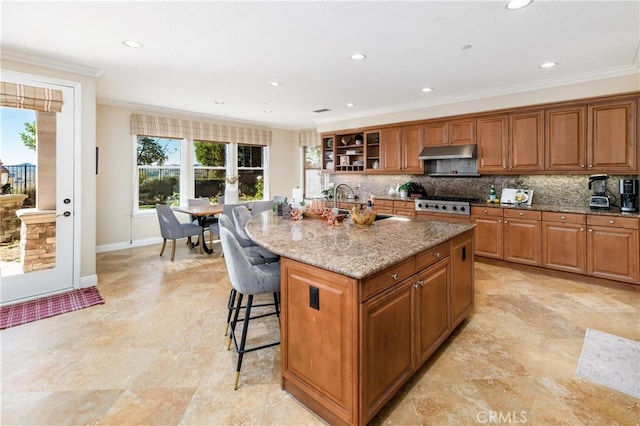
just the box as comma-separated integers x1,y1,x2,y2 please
361,257,416,302
470,206,503,217
394,200,414,209
416,242,450,271
374,199,393,208
394,208,416,218
542,212,586,224
587,215,639,229
504,209,542,220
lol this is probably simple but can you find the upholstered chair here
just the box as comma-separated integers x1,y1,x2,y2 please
222,203,245,227
250,200,273,216
219,227,281,389
187,198,219,247
155,204,203,261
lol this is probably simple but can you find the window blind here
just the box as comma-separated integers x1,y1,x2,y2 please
0,82,64,113
130,113,271,146
298,129,320,147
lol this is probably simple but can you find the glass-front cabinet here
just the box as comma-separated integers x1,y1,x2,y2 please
322,135,335,171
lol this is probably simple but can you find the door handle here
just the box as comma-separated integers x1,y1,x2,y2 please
57,211,71,217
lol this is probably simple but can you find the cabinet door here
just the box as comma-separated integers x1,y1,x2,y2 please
509,110,544,172
415,258,450,365
503,218,541,265
451,231,474,328
542,221,587,274
361,278,414,422
402,124,425,173
471,215,503,259
587,226,639,283
587,99,637,172
449,118,476,145
424,121,447,147
380,128,402,172
477,115,508,173
545,106,587,171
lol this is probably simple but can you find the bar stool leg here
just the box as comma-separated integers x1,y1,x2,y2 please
234,294,254,390
224,288,237,336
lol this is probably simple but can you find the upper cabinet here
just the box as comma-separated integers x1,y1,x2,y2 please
323,93,639,176
545,106,587,171
587,98,637,172
425,118,475,147
380,125,425,174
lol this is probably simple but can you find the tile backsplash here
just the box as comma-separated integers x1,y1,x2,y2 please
328,174,639,207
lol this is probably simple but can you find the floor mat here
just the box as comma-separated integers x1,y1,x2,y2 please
576,328,640,398
0,287,104,329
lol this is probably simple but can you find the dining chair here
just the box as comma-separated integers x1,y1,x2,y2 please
219,227,281,390
155,204,203,261
222,203,245,227
250,200,273,216
187,197,220,247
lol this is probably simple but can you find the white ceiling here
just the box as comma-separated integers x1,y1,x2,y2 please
1,1,639,130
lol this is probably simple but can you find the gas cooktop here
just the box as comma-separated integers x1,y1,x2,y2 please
414,196,482,215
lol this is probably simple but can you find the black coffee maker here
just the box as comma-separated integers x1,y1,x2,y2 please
619,179,639,212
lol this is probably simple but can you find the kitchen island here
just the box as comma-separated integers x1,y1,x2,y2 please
246,213,475,425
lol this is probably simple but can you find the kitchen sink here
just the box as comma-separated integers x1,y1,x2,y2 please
336,209,392,221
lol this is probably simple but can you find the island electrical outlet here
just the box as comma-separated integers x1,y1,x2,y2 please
309,286,320,310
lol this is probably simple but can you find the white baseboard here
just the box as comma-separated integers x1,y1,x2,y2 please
96,237,163,253
80,274,98,288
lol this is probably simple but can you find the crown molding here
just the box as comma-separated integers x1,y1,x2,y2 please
314,65,640,126
0,49,104,78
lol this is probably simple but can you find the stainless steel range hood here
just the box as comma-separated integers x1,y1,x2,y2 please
418,144,476,160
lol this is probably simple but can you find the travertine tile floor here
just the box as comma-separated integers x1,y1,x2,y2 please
2,243,639,425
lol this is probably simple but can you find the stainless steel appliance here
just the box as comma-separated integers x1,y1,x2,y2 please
619,178,639,212
588,174,610,210
414,196,480,216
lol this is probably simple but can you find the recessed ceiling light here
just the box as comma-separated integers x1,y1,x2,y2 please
268,81,281,87
122,40,143,49
421,87,433,93
350,53,366,61
346,103,355,107
462,44,473,50
539,61,558,68
505,0,533,10
213,100,225,105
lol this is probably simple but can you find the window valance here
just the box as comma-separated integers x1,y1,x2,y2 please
298,129,320,147
0,82,64,113
130,113,272,146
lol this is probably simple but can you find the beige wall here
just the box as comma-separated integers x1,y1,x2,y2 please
1,58,98,281
95,104,298,248
316,74,640,132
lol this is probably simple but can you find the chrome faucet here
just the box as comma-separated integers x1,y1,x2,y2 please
333,183,355,209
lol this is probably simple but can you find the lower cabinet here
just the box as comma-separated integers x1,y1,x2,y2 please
281,229,475,426
503,209,542,266
372,199,416,217
542,212,587,274
471,206,504,259
587,215,639,283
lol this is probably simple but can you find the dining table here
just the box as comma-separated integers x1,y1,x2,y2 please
173,203,224,254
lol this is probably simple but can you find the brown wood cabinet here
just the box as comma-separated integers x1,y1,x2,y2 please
503,209,542,266
281,229,475,426
587,215,639,283
402,124,426,173
380,127,402,172
477,115,509,173
542,212,587,274
508,110,544,172
425,118,475,147
373,199,416,217
545,106,587,171
470,206,504,259
587,99,637,172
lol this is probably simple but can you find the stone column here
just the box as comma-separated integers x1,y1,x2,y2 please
1,194,28,243
15,209,56,273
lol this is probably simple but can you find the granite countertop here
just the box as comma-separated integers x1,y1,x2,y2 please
245,212,475,280
471,202,640,218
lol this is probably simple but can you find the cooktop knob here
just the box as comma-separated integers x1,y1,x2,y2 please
442,205,447,210
434,205,439,209
460,206,466,212
452,206,457,211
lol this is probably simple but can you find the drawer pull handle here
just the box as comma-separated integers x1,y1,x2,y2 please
419,280,425,287
609,220,614,224
588,229,593,232
413,283,420,289
580,227,584,231
561,216,566,220
434,252,440,258
483,209,488,213
391,273,398,280
499,220,502,223
519,212,524,216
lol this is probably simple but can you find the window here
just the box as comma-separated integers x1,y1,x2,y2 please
136,136,181,210
237,144,264,200
303,145,323,198
193,140,226,202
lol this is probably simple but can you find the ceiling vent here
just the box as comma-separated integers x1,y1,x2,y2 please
313,108,331,113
